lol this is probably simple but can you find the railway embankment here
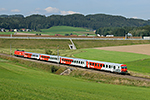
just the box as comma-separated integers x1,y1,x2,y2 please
0,53,150,87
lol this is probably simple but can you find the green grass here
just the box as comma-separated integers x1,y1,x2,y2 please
0,32,15,35
1,38,150,74
41,26,95,35
0,61,150,100
126,58,150,74
74,49,150,63
0,26,95,36
74,49,150,74
1,39,150,50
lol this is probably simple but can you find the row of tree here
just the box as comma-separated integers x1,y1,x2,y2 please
1,14,150,36
96,25,150,36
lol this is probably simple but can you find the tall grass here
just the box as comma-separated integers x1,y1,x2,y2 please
1,39,150,49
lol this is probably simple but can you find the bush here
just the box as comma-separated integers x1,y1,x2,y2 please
45,49,52,55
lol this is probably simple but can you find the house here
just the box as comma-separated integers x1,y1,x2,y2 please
14,29,17,32
0,28,5,32
21,28,26,32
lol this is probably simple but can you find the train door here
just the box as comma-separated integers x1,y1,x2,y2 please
86,61,89,68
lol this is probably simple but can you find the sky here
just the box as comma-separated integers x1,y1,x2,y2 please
0,0,150,20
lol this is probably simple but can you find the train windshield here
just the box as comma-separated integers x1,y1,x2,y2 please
121,66,127,69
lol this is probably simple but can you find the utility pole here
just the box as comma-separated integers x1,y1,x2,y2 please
10,44,11,56
57,45,59,64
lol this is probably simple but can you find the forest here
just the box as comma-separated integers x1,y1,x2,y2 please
1,14,150,36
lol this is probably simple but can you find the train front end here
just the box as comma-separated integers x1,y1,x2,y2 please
14,50,25,57
121,64,128,73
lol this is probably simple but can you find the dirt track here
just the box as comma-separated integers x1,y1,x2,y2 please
95,44,150,55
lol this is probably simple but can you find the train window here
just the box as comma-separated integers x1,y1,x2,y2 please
114,66,116,69
79,61,80,64
109,65,111,68
90,63,91,65
95,63,97,66
103,64,105,67
77,61,78,63
92,63,94,66
98,64,99,67
100,64,102,67
106,65,108,68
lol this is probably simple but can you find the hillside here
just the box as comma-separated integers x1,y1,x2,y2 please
1,14,150,31
0,58,150,100
41,26,95,36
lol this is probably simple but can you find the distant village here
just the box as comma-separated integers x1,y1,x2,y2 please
0,28,31,32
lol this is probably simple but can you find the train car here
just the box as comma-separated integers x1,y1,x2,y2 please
39,54,59,63
60,57,86,67
86,60,127,73
24,52,40,60
14,50,25,57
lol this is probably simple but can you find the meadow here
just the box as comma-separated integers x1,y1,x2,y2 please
0,60,150,100
1,39,150,49
74,49,150,74
41,26,95,36
1,38,150,99
1,39,150,74
0,26,95,36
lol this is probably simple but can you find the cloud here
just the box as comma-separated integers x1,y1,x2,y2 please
132,17,138,19
0,8,6,11
45,7,59,13
44,6,80,15
60,11,80,15
11,9,20,12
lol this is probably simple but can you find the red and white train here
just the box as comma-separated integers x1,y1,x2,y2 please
14,50,128,74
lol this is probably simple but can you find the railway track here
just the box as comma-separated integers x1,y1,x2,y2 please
0,53,150,82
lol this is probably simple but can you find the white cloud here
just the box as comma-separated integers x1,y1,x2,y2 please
44,6,80,15
11,9,20,12
60,11,80,15
45,7,59,13
0,8,6,11
132,17,138,19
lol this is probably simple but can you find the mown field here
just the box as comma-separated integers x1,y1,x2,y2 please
74,49,150,74
41,26,95,36
0,59,150,100
0,26,95,36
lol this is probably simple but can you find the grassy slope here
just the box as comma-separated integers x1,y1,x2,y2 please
0,61,150,100
74,49,150,74
0,26,94,36
41,26,94,35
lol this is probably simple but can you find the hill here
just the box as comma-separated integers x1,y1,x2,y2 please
41,26,95,36
1,14,150,31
